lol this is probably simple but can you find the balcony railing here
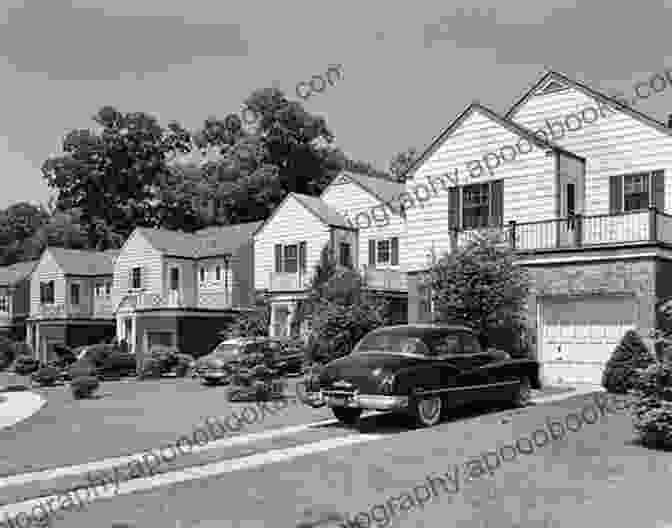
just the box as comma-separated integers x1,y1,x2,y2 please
198,291,233,309
450,207,672,253
125,291,184,310
268,272,311,291
361,266,407,291
93,299,115,317
36,304,67,318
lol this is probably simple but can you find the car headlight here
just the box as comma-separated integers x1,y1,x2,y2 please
379,374,396,394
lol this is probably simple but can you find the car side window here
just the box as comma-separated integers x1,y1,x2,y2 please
433,335,461,356
460,334,482,354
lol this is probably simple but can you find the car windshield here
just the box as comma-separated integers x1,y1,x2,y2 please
353,332,431,357
211,342,243,359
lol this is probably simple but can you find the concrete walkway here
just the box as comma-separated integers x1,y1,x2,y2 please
0,390,46,430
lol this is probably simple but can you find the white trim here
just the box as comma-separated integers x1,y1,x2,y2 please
517,251,671,266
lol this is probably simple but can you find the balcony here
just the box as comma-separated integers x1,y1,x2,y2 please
36,304,67,319
269,272,311,292
361,267,407,291
198,291,233,309
126,291,185,310
450,207,672,254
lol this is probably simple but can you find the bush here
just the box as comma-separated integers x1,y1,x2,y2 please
602,330,656,394
174,353,194,377
71,376,100,399
631,361,672,449
0,337,14,371
32,365,60,386
13,356,40,375
139,357,163,379
11,341,33,358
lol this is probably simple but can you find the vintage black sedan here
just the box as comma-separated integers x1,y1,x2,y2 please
304,324,541,427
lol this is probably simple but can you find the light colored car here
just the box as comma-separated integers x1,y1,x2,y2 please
197,338,270,385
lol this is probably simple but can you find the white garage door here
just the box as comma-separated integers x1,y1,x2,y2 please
541,296,636,385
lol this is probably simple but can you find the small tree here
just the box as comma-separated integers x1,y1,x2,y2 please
602,330,656,393
424,229,531,352
226,291,270,338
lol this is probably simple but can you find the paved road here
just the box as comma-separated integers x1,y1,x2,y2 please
4,390,670,528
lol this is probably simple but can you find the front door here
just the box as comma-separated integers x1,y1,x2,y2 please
558,183,577,247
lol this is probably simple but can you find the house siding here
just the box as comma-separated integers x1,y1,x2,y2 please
164,258,197,306
404,110,558,272
321,179,406,270
510,87,672,215
254,195,331,290
112,230,163,310
30,250,66,317
231,239,254,307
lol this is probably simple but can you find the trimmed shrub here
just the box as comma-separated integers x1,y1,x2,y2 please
631,361,672,449
602,330,656,394
71,376,100,399
32,365,60,386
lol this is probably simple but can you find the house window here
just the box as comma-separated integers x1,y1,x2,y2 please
368,237,399,266
215,265,221,281
339,243,352,267
95,284,103,297
0,296,8,312
170,267,179,291
105,282,111,297
624,173,650,211
40,281,55,304
70,283,80,306
283,244,298,273
199,267,206,283
131,267,142,290
463,183,490,229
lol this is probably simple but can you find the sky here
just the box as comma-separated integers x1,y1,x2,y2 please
1,0,672,209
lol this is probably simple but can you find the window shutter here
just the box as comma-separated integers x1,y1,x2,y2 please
609,175,623,213
490,180,503,226
652,170,665,210
368,240,376,266
274,244,282,272
299,241,307,271
448,187,460,229
391,237,399,265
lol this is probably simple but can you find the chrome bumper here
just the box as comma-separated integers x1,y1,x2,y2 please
311,391,409,411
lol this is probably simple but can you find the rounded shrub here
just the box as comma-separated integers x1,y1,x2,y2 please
631,361,672,449
602,330,656,394
71,375,100,399
32,365,60,386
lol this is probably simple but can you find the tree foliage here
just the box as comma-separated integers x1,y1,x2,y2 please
602,330,656,394
424,229,531,352
226,291,271,338
389,146,420,183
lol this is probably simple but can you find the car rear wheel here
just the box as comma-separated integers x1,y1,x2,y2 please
332,407,362,426
411,395,443,427
513,376,532,407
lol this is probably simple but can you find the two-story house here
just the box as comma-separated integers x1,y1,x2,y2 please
112,221,260,363
404,69,672,385
254,172,408,338
26,248,118,362
0,260,38,341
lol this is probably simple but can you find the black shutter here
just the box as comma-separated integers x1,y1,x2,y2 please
448,187,460,229
653,170,665,210
490,180,503,227
274,244,282,272
299,241,307,271
39,283,44,304
609,175,623,213
368,240,376,266
391,237,399,265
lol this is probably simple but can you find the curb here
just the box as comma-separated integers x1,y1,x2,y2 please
0,391,46,430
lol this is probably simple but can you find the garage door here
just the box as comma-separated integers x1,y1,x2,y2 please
541,296,636,385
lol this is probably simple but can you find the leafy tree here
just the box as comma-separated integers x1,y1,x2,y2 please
389,147,420,183
41,106,191,249
226,292,271,338
0,202,50,264
424,229,532,352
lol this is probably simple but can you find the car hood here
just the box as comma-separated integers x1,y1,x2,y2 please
319,353,431,392
200,357,234,369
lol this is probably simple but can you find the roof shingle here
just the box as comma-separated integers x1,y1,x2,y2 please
48,248,117,276
0,260,39,286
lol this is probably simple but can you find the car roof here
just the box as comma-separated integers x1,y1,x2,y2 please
368,324,475,336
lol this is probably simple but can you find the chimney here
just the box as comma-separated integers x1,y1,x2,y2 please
668,114,672,128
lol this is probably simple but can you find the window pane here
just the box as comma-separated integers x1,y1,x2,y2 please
377,240,390,264
624,173,650,211
284,244,298,273
463,183,490,229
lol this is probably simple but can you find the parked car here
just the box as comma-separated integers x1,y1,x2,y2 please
197,338,276,385
304,324,541,428
68,344,137,380
269,338,304,376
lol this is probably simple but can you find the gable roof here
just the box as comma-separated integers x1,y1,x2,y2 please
47,248,116,276
322,171,405,214
505,69,672,137
291,193,353,230
402,101,583,183
0,260,39,286
136,222,262,259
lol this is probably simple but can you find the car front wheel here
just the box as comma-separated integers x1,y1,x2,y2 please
332,407,362,426
411,395,443,427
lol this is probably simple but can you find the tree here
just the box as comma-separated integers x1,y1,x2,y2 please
41,106,192,249
226,292,271,338
0,202,50,265
389,147,420,183
424,229,532,353
602,330,656,394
